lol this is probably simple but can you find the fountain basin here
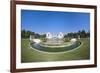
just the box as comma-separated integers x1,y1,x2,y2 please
30,41,81,52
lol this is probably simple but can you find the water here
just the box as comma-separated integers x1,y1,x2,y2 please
30,41,81,52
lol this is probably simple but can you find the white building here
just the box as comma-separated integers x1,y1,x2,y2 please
46,32,64,39
58,32,64,39
46,32,53,39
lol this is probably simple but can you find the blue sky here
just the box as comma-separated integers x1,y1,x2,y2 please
21,9,90,34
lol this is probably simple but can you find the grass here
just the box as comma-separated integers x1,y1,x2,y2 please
21,38,90,63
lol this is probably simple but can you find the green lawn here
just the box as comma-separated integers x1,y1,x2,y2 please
21,38,90,63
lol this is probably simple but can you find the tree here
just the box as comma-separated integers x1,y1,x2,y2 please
21,30,35,38
80,30,87,38
86,31,90,38
34,33,40,38
21,30,26,38
64,29,90,39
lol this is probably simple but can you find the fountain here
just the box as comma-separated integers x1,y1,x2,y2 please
30,32,81,53
45,32,64,46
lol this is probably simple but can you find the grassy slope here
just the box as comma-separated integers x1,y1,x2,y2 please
21,38,90,63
